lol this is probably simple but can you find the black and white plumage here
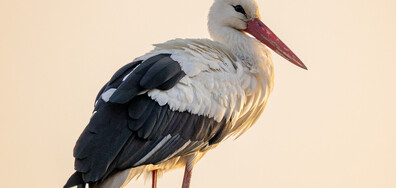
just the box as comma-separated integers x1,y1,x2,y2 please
65,41,254,188
65,0,306,187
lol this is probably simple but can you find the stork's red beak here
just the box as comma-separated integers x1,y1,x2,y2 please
245,18,307,70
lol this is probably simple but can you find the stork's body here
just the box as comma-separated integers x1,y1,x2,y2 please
65,0,306,187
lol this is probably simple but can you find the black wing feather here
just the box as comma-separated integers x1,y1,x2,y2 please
137,105,159,139
109,54,169,104
140,56,183,89
128,96,157,131
157,71,186,90
127,95,152,119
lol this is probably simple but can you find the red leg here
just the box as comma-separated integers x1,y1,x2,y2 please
182,164,193,188
152,170,158,188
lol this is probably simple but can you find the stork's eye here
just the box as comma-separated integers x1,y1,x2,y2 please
233,5,246,15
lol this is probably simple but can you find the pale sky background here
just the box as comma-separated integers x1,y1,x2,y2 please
0,0,395,187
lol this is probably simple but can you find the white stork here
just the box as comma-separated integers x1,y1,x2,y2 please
65,0,307,187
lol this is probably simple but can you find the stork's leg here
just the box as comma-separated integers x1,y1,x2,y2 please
152,170,158,188
181,164,193,188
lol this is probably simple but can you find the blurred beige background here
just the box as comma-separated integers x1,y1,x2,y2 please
1,0,395,187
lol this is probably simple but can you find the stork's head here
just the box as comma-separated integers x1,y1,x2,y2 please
208,0,307,70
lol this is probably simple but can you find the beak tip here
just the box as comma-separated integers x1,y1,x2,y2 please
294,59,308,70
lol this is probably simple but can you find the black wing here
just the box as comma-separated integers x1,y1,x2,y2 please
64,54,231,187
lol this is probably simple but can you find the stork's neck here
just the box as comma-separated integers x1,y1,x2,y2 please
208,23,275,103
208,24,273,74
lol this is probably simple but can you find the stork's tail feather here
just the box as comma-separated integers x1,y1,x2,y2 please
64,172,86,188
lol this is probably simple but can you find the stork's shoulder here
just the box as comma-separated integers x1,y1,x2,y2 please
136,38,242,76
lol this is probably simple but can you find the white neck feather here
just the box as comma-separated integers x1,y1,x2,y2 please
208,22,273,75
